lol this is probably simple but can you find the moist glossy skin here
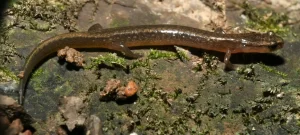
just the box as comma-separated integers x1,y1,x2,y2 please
19,24,284,105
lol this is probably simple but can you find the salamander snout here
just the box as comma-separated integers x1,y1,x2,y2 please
267,31,284,51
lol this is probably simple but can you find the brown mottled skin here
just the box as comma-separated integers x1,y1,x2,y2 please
19,24,284,105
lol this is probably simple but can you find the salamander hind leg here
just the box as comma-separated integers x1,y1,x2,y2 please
224,49,235,71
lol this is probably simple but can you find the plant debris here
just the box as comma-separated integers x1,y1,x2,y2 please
99,79,139,101
57,46,85,67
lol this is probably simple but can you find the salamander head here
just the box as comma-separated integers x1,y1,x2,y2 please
237,31,284,53
263,31,284,51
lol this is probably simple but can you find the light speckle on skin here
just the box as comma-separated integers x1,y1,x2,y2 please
241,39,248,44
129,132,138,135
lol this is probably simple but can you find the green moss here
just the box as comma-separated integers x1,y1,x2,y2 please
110,18,130,28
148,49,178,60
0,24,19,65
6,0,20,8
54,81,73,95
0,67,18,81
130,59,150,69
130,58,162,82
174,46,191,61
118,85,208,134
32,68,44,78
131,48,190,69
241,2,290,35
86,49,189,71
10,0,81,31
31,68,50,93
86,53,127,69
31,68,67,94
193,53,218,72
259,63,287,77
29,20,52,31
236,64,255,80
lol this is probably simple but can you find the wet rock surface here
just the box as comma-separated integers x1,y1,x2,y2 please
0,0,300,134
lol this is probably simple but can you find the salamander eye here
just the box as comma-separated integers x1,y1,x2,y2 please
267,31,274,36
270,41,275,45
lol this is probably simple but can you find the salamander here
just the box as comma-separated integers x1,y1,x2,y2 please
19,24,284,105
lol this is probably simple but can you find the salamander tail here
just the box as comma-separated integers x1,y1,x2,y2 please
18,88,24,105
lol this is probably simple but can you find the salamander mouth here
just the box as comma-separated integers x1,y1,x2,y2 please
268,41,284,51
268,45,279,51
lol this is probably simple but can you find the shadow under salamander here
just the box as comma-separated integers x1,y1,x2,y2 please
131,46,285,67
193,49,285,66
29,45,285,83
229,53,285,66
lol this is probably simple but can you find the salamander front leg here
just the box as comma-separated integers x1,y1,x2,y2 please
114,43,143,59
216,28,235,71
224,49,235,70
